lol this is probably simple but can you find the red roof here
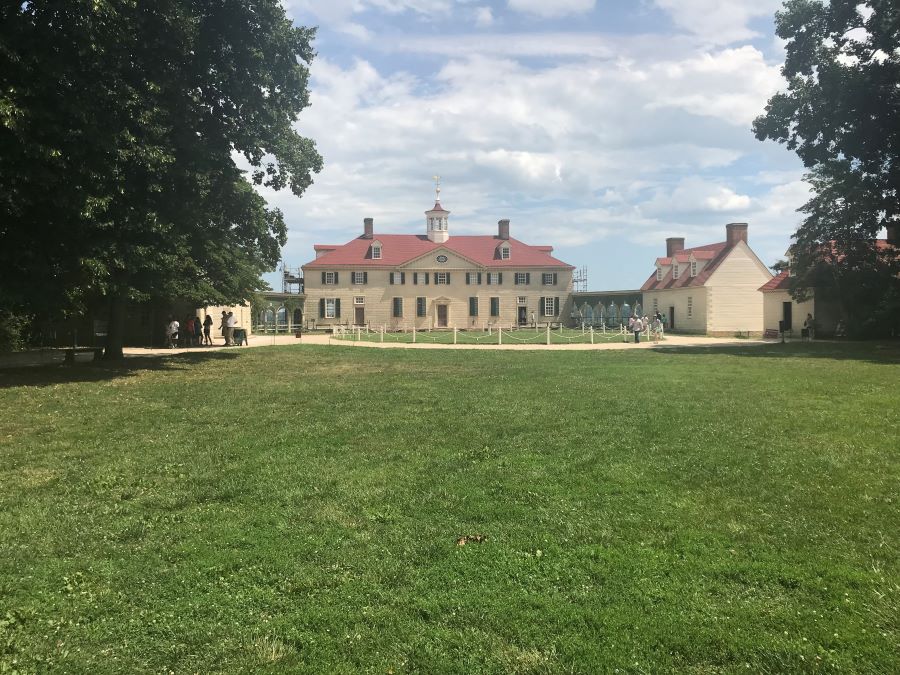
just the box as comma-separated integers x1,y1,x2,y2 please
427,202,448,213
304,234,573,269
640,242,732,291
759,270,791,292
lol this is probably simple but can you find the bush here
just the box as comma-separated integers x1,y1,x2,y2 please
0,311,31,352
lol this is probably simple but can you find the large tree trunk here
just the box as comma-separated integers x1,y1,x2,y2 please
103,293,126,360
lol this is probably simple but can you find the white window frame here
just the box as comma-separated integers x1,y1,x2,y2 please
544,297,555,316
488,272,500,285
542,273,555,285
434,272,449,285
325,299,336,319
687,296,693,318
672,263,679,280
372,245,382,260
656,267,662,281
517,296,527,305
324,271,336,285
392,297,403,318
515,272,527,285
354,296,365,305
690,260,697,277
352,271,365,285
500,246,510,260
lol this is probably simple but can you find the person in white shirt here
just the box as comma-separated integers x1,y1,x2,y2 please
225,311,236,346
633,316,643,343
166,318,179,349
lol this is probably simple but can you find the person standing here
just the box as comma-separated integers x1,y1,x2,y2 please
633,315,643,343
219,311,228,345
166,317,179,349
225,311,236,346
194,316,203,345
203,314,213,346
804,313,815,341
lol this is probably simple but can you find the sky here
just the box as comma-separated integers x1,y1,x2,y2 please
259,0,809,291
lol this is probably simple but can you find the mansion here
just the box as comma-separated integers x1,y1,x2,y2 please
302,195,575,330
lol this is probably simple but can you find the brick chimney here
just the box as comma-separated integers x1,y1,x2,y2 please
886,222,899,246
363,217,374,239
498,219,510,240
726,222,748,247
666,237,685,258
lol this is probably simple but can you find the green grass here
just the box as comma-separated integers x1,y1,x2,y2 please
333,326,641,345
1,343,898,673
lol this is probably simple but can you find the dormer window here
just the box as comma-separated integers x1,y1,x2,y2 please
372,245,382,260
690,259,697,277
656,265,663,281
500,246,510,260
672,263,679,280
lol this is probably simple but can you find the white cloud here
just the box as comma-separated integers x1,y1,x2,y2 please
653,0,782,45
474,6,493,28
507,0,595,18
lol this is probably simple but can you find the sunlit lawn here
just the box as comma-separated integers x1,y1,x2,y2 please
1,342,897,673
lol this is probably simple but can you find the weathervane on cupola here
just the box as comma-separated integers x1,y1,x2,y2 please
425,174,450,243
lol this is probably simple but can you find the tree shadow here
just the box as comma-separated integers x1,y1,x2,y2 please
0,350,242,390
651,340,900,365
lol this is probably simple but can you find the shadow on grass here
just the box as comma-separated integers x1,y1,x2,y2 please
651,340,900,364
0,350,241,389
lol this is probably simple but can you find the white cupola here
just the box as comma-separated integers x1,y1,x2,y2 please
426,175,449,243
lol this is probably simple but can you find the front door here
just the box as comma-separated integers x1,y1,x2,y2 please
355,306,365,325
782,301,792,332
669,306,675,330
518,306,527,325
437,304,448,328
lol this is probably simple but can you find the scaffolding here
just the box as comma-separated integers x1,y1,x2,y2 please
280,261,304,294
572,265,588,293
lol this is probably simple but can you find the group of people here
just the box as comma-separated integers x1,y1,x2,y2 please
628,312,665,344
164,311,239,348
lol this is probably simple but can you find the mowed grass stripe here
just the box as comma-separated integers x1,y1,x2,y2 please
0,343,897,673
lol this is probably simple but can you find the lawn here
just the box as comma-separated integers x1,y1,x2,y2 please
0,343,897,673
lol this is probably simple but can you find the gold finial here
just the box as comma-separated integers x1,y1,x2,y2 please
433,174,441,202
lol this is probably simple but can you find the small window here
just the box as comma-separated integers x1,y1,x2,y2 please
542,273,557,285
490,297,499,317
416,297,426,317
325,299,336,319
653,298,658,314
515,272,528,285
354,296,365,305
656,267,662,281
487,272,500,285
544,297,555,316
392,297,403,318
517,296,526,305
434,272,449,285
687,296,693,318
672,263,679,280
690,260,697,277
372,245,382,260
500,246,510,260
352,271,366,285
325,271,336,285
469,297,479,317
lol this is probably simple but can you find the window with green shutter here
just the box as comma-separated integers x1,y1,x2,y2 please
469,297,478,316
392,297,403,318
416,297,426,317
490,297,499,317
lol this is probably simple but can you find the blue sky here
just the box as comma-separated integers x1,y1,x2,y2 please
260,0,808,291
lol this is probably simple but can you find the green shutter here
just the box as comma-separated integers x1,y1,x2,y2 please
321,272,326,284
446,273,451,284
413,272,418,285
424,272,429,285
498,272,503,285
526,273,531,284
363,272,368,284
319,298,325,318
539,297,546,316
491,297,499,317
335,299,341,318
389,272,394,285
477,272,482,284
514,274,519,285
401,272,406,284
553,272,558,285
334,272,339,284
554,297,559,315
469,297,477,316
466,273,471,285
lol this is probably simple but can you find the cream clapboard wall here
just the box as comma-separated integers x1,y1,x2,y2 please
644,287,708,333
705,242,771,333
763,291,814,333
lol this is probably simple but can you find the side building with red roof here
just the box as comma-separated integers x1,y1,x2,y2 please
302,197,575,330
641,223,773,336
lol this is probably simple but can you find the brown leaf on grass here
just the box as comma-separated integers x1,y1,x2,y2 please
456,534,487,546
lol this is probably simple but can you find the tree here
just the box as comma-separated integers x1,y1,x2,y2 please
752,0,900,336
0,0,323,357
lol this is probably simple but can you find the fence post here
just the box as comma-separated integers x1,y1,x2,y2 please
590,326,594,344
488,325,492,336
453,327,457,345
546,323,550,345
380,325,384,343
412,326,416,343
498,327,502,345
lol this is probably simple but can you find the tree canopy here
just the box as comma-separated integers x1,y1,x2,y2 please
0,0,322,355
753,0,899,336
